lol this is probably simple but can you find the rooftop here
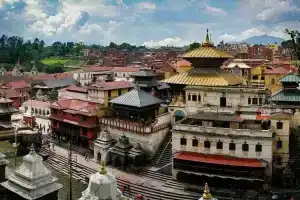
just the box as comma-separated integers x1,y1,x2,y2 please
8,80,29,89
131,69,157,77
280,73,300,83
265,66,289,75
110,88,162,107
34,78,77,89
66,85,88,93
112,67,140,72
50,99,98,116
23,100,51,109
89,81,134,91
184,46,234,59
222,62,251,69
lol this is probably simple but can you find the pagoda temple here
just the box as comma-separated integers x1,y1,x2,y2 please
1,144,62,200
162,29,243,95
0,97,18,131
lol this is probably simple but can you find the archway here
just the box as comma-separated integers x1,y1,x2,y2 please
174,110,185,122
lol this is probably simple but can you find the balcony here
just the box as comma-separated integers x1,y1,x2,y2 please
173,123,271,138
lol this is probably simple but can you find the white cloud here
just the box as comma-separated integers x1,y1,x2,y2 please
136,2,156,12
257,0,298,21
0,0,21,7
24,0,47,20
204,2,227,16
143,37,183,47
240,28,265,39
219,34,236,42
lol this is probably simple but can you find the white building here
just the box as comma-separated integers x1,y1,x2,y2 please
111,67,140,82
58,85,88,101
21,100,51,134
73,66,114,86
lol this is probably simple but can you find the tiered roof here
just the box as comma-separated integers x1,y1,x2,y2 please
1,144,62,200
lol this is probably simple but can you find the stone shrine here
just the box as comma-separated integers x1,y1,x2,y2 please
1,144,62,200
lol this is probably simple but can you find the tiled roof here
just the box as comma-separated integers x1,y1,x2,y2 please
35,78,77,89
112,67,140,72
271,89,300,102
79,66,115,72
184,46,233,59
110,88,162,107
23,100,51,109
176,59,191,67
280,74,300,83
8,80,29,89
162,68,243,86
265,67,289,75
223,62,251,69
50,99,97,116
131,69,157,77
175,152,266,168
270,112,291,119
66,85,88,93
0,88,18,98
89,81,134,91
31,72,73,81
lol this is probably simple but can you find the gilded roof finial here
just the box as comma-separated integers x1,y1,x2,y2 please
177,93,183,102
99,160,107,175
205,29,210,43
202,183,212,200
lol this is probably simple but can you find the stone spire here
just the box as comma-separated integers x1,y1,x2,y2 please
1,144,62,200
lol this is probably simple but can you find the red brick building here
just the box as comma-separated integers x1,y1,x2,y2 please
248,46,273,61
49,99,100,148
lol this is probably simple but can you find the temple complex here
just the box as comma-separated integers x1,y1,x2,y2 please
1,144,62,200
162,30,274,191
99,86,171,158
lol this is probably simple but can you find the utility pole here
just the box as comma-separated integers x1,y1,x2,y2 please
68,141,72,200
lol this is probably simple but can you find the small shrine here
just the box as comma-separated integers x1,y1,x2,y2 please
109,134,133,170
1,144,62,200
199,183,217,200
0,64,6,75
131,68,159,93
0,97,18,131
128,143,145,167
79,160,127,200
30,61,38,75
12,60,23,76
93,129,116,162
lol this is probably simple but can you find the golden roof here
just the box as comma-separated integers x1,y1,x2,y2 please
184,46,234,59
184,29,233,59
162,68,243,86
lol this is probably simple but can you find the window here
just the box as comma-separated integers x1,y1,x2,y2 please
252,75,258,80
31,107,34,113
180,138,186,145
276,156,282,165
261,76,265,80
259,98,263,105
271,78,276,84
38,109,41,115
43,110,45,115
192,94,197,101
47,110,50,115
118,89,122,96
204,140,210,148
108,90,111,98
277,139,283,149
192,139,198,147
220,97,226,107
248,97,251,105
242,142,249,152
276,121,283,129
123,73,125,77
229,141,236,151
252,98,258,105
82,116,87,121
115,73,117,76
255,143,262,152
188,94,191,101
198,95,201,102
216,140,223,149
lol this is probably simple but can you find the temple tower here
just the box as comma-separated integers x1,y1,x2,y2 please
1,144,62,200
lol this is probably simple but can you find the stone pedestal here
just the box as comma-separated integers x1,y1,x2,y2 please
6,190,59,200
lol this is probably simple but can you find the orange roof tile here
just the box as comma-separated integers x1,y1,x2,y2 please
265,67,289,75
112,67,140,72
50,99,98,116
8,80,29,89
175,152,266,168
23,100,51,108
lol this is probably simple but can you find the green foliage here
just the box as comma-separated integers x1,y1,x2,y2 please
40,58,76,65
186,42,201,52
48,90,59,101
285,28,300,60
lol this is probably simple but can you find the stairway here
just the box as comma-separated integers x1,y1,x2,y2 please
151,132,172,168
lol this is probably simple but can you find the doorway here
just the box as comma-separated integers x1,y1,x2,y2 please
220,97,227,107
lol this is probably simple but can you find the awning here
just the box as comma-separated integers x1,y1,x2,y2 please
174,152,267,168
256,115,270,120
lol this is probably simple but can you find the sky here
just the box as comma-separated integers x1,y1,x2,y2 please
0,0,299,47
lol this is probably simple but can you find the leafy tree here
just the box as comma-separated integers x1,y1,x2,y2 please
187,42,201,52
285,28,300,60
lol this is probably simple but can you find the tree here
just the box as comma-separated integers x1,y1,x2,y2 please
285,28,300,60
187,42,200,52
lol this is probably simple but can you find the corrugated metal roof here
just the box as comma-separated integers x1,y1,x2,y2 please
37,78,77,89
110,88,162,107
280,74,300,83
161,68,243,86
184,46,234,59
271,89,300,102
131,69,157,77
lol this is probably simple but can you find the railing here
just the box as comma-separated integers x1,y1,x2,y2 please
173,124,271,138
156,136,172,165
101,118,170,133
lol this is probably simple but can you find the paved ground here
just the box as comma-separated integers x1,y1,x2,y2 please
48,145,167,191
